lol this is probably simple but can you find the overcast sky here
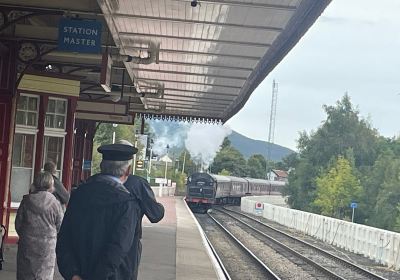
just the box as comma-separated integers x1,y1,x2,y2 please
226,0,400,151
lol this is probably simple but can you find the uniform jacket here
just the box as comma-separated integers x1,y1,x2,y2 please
15,191,64,280
125,175,165,237
124,175,165,279
56,174,140,280
52,175,70,206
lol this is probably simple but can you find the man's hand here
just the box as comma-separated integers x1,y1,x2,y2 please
72,275,82,280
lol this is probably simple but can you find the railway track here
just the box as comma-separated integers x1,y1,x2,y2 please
214,207,388,280
195,213,281,280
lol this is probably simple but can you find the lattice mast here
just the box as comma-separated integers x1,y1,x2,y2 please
266,80,278,179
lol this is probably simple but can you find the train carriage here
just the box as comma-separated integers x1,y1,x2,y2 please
185,172,286,212
225,176,248,205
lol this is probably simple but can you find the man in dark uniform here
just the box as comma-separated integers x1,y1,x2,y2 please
56,144,141,280
125,175,164,278
118,140,165,279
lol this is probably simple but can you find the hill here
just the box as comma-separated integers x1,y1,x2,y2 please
149,120,295,161
228,130,295,161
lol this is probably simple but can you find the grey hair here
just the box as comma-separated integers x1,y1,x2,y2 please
43,161,56,174
33,171,54,192
117,139,133,146
100,159,132,177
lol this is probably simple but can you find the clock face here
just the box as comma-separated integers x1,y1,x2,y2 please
18,43,38,62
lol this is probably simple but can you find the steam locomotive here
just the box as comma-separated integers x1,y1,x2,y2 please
185,172,285,212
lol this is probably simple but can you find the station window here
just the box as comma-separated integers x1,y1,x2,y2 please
42,136,64,177
45,98,67,129
43,97,67,177
11,94,39,211
15,95,38,127
12,134,35,168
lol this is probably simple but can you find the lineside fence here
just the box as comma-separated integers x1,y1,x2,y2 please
242,196,400,269
150,186,175,197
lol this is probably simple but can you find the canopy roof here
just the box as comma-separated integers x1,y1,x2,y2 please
98,0,330,122
1,0,330,123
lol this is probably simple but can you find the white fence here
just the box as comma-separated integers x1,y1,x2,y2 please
151,186,176,197
241,196,400,269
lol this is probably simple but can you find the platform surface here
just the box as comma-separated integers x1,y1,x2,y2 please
0,196,219,280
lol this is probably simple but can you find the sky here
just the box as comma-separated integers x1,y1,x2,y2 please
226,0,400,151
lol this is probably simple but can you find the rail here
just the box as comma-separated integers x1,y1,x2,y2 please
207,211,281,280
203,231,231,280
221,207,388,280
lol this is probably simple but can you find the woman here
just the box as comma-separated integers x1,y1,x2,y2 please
15,171,64,280
44,161,70,208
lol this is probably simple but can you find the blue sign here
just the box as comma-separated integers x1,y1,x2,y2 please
58,18,102,53
350,202,358,209
83,160,92,170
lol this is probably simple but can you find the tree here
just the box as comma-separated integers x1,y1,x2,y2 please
285,94,379,212
211,138,247,177
301,94,379,168
313,156,362,219
365,155,400,230
219,169,231,176
247,154,266,179
281,153,299,170
178,149,198,176
92,121,151,176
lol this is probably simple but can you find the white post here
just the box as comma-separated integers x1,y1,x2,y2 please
148,148,153,175
112,123,118,144
132,140,138,175
181,150,186,174
164,161,168,180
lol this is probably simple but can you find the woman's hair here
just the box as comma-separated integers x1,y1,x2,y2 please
32,171,54,192
43,161,57,174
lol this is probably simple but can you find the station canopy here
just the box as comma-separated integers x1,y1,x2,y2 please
2,0,330,123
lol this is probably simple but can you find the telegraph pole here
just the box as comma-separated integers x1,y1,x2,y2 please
266,80,278,179
181,150,186,175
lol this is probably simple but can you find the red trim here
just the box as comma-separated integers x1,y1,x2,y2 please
6,236,18,244
62,98,77,191
186,197,213,204
0,96,15,240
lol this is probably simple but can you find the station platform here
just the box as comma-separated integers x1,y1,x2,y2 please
0,196,220,280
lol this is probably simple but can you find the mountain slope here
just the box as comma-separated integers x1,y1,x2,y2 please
149,120,295,161
228,130,295,161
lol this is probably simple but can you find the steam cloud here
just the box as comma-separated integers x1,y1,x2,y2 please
151,121,189,155
149,121,231,169
184,124,231,169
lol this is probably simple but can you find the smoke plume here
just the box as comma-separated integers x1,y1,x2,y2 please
184,124,231,169
150,120,189,155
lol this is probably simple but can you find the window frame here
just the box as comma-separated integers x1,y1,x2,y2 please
45,97,68,131
15,94,39,128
